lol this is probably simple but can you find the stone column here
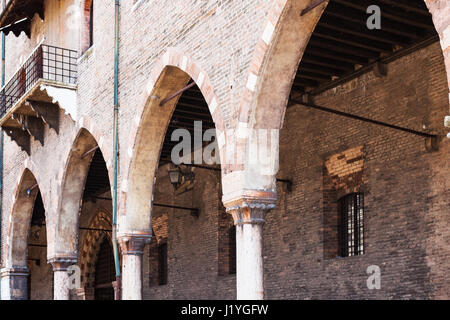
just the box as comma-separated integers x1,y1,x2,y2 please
49,257,77,300
0,266,29,300
119,234,151,300
225,194,276,300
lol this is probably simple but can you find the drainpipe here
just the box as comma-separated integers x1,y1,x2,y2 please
0,30,5,298
112,0,121,300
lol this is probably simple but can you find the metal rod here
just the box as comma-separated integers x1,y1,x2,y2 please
153,202,199,217
153,203,197,212
28,244,47,248
79,227,112,232
160,81,196,106
0,29,4,283
291,100,437,138
113,0,122,300
180,164,292,189
81,146,99,158
33,222,111,233
26,183,38,196
301,0,327,16
181,163,221,171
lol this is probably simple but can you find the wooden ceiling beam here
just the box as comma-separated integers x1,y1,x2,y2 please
333,0,434,30
312,28,392,53
309,40,379,60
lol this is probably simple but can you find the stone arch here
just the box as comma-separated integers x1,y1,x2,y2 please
4,167,46,268
50,124,113,261
238,0,450,131
119,48,226,235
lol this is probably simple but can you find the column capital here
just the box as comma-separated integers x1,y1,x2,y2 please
48,256,77,271
223,190,277,225
118,233,152,255
0,266,29,277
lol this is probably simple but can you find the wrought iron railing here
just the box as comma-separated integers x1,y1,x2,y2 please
0,44,77,119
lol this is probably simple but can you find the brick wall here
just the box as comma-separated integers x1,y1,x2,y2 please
139,42,449,299
0,0,448,300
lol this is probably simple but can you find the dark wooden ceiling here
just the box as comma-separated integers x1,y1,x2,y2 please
0,0,44,37
158,1,438,167
83,148,111,201
159,83,215,165
292,0,438,97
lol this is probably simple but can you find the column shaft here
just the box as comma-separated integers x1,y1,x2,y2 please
49,257,77,300
53,270,70,300
225,193,276,300
119,235,151,300
236,223,264,300
121,253,142,300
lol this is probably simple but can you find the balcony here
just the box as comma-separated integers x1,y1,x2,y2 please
0,44,77,155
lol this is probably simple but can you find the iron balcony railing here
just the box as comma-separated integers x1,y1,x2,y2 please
0,43,77,119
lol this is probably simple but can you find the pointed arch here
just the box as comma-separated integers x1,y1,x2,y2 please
119,48,226,236
238,0,450,131
4,168,44,268
50,125,113,261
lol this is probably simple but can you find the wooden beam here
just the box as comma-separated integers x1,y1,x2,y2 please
309,37,380,59
301,55,354,71
313,25,393,53
2,126,30,155
318,17,411,47
376,0,431,17
26,100,59,133
333,0,434,30
11,113,45,146
324,2,424,39
308,46,369,65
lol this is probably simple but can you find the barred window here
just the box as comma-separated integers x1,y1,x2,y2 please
339,193,364,257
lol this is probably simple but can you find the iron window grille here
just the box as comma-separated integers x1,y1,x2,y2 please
339,193,364,257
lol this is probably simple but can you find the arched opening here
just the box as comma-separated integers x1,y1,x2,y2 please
53,128,115,300
4,169,52,300
126,64,232,298
257,0,450,299
76,146,114,300
28,190,53,300
94,238,115,300
147,80,229,298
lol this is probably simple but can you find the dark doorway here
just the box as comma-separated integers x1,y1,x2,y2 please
94,239,115,300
